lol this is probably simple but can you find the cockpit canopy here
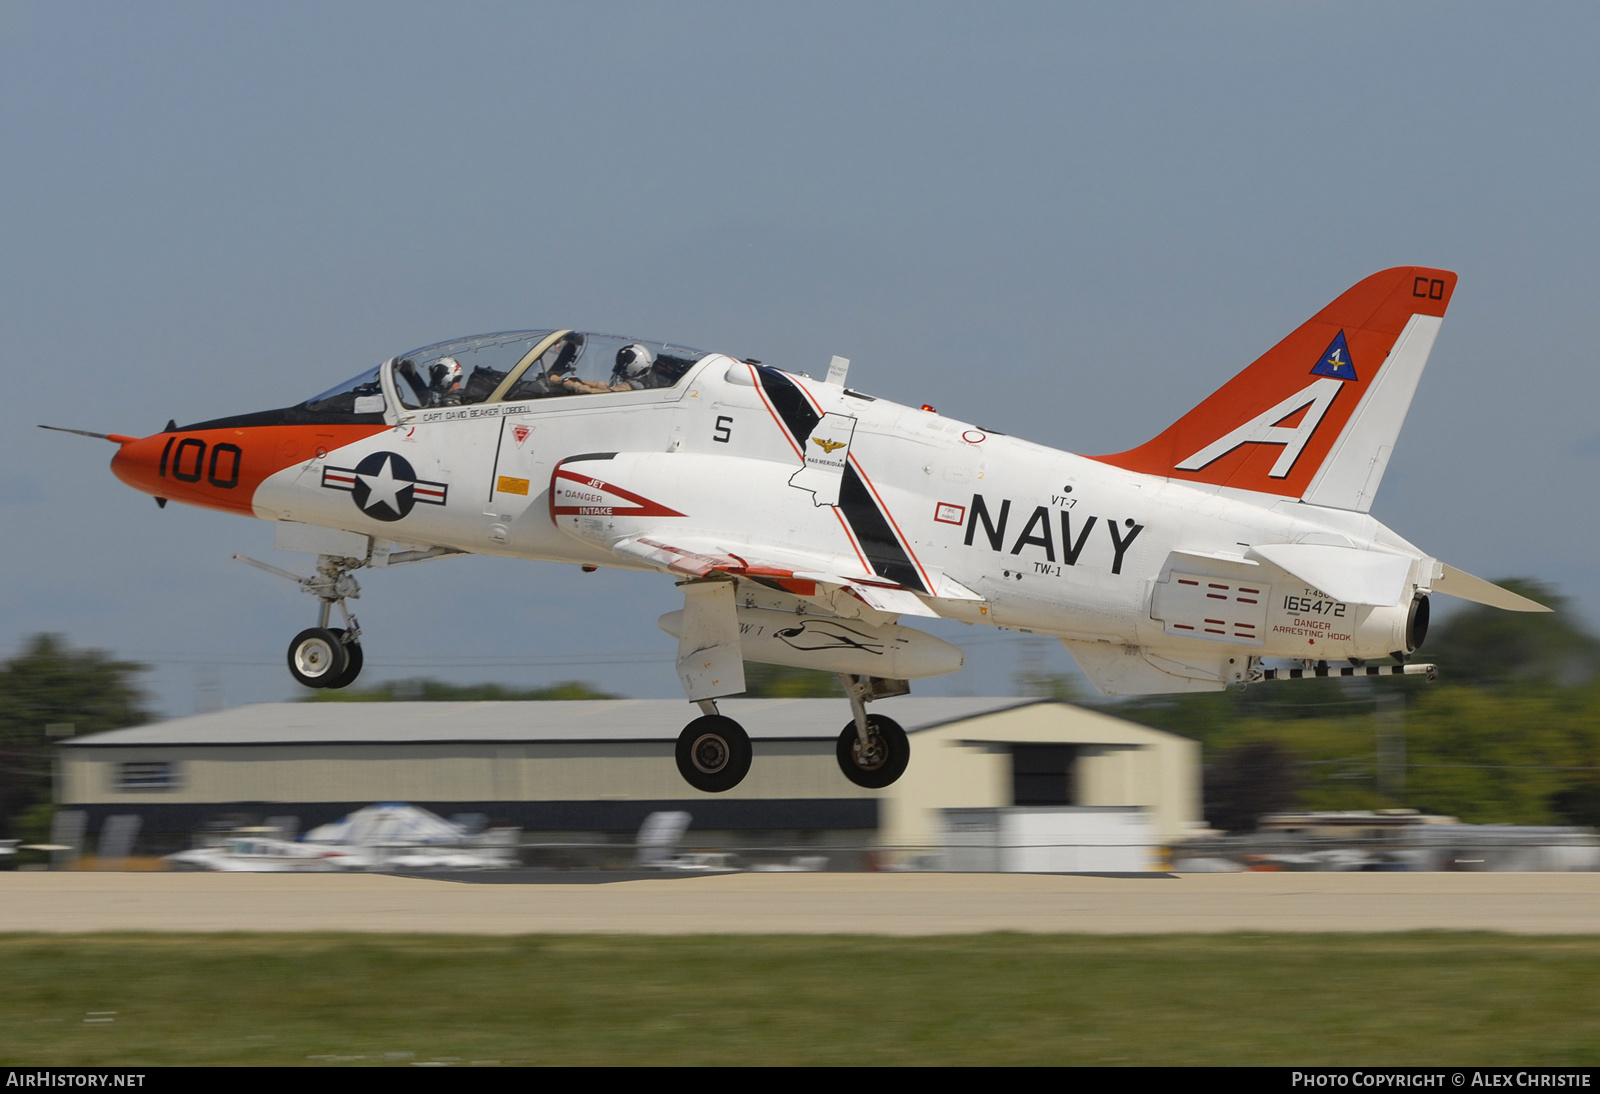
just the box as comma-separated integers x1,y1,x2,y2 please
304,330,709,419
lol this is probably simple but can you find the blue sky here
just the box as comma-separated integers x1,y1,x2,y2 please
4,2,1597,716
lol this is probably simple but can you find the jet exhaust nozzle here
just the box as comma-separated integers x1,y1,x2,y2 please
1406,595,1430,653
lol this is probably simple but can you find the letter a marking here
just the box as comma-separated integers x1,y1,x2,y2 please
1176,377,1342,479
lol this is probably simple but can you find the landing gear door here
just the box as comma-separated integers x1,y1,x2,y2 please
676,581,746,702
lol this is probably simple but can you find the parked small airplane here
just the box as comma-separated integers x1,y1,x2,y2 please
164,835,360,873
165,804,517,872
49,267,1547,794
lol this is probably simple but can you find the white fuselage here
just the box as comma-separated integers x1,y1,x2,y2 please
250,354,1433,688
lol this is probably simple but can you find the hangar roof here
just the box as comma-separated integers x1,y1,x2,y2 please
63,697,1045,747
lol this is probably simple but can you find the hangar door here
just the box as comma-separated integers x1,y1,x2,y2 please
1010,745,1078,806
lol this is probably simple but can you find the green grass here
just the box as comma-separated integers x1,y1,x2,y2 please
2,933,1598,1065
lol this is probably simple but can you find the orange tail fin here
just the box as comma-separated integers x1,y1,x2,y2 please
1092,267,1456,511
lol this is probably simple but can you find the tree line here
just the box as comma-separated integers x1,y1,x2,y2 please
1103,579,1600,831
4,580,1598,840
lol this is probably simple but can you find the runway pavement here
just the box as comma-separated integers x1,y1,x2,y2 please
4,870,1600,934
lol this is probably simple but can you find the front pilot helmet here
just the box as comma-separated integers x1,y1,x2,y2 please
432,357,463,390
615,343,655,379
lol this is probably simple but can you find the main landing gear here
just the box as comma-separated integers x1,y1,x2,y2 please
238,553,366,690
671,675,911,794
675,703,753,793
835,674,910,789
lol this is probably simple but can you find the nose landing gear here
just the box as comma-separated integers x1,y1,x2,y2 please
238,553,366,690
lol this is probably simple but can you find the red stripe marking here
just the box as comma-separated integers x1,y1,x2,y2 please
552,467,686,518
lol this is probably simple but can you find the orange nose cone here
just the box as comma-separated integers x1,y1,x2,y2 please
110,433,170,497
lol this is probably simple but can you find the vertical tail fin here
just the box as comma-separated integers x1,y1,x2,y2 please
1091,267,1456,511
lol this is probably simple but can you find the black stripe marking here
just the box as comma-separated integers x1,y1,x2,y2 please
839,464,925,591
756,367,926,594
755,366,820,448
487,417,508,504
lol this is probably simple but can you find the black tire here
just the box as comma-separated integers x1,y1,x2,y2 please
288,627,347,689
324,629,363,690
836,714,910,789
675,715,752,793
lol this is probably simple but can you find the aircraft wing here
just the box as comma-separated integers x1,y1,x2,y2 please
612,534,942,617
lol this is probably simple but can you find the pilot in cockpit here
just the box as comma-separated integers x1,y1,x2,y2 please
608,343,656,391
427,356,464,406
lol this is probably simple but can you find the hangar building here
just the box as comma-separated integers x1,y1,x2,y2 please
57,697,1200,858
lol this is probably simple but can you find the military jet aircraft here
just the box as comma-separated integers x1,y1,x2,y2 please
49,266,1547,794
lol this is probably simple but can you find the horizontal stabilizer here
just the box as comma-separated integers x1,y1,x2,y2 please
1172,547,1259,567
1248,543,1413,606
1432,564,1552,613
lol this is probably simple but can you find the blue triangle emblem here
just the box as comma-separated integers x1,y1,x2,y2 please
1311,331,1358,380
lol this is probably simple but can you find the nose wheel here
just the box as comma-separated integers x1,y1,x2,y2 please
287,627,364,690
675,714,752,793
239,552,367,690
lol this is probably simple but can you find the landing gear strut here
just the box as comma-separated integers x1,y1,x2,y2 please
835,674,911,788
239,553,365,690
675,701,752,793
